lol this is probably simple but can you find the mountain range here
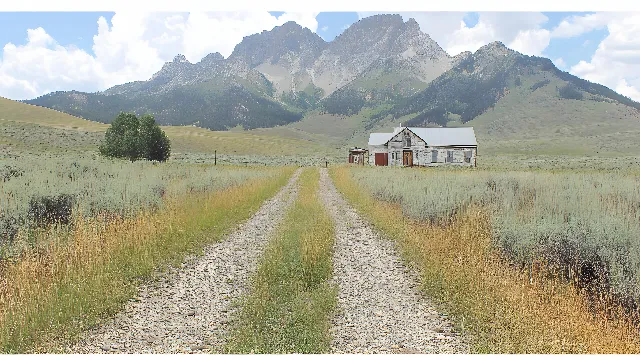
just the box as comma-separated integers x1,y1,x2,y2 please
23,14,640,155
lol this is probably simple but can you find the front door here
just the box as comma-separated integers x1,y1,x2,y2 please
403,150,413,167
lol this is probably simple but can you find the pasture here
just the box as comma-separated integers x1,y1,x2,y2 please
332,165,640,352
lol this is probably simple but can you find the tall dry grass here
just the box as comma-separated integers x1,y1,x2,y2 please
330,166,640,353
0,167,293,353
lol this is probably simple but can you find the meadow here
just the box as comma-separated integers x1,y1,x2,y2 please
0,152,275,257
0,144,294,352
345,166,640,301
332,165,640,352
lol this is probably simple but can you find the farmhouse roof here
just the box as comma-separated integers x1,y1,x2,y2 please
368,127,477,147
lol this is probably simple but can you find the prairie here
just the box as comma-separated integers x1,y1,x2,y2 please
0,147,294,351
331,165,640,352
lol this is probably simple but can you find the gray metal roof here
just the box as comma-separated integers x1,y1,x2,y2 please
368,133,394,146
368,127,477,146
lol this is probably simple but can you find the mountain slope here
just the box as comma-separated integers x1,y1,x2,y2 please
25,55,302,131
327,42,640,155
0,96,334,156
382,41,640,126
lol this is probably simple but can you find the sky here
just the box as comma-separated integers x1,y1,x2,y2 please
0,11,639,102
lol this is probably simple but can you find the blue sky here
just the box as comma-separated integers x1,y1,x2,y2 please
0,11,638,101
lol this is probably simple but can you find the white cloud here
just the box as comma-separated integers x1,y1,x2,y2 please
554,57,566,69
0,11,319,100
551,12,610,38
321,25,328,32
508,28,550,56
567,13,640,102
616,79,640,100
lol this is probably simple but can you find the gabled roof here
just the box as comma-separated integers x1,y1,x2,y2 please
368,127,477,146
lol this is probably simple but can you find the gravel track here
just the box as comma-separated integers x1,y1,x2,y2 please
66,168,302,354
319,168,468,354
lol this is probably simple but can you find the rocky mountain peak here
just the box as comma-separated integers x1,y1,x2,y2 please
478,41,514,57
404,17,421,33
200,52,224,63
228,21,326,68
173,54,189,63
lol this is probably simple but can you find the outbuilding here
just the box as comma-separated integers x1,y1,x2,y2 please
368,126,477,167
348,147,368,165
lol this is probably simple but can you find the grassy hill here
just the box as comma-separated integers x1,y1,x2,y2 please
0,97,333,157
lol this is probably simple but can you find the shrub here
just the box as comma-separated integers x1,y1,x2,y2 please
0,215,20,246
530,79,550,92
28,194,75,227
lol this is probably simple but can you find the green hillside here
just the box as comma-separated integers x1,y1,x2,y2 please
0,97,332,157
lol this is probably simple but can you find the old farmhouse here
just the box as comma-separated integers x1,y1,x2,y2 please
368,127,478,167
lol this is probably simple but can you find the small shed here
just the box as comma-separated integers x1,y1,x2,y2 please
348,147,368,165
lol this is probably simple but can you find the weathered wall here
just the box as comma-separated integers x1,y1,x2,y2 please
387,129,428,166
368,145,387,165
428,147,476,166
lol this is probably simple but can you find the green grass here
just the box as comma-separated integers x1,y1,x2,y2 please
225,167,337,354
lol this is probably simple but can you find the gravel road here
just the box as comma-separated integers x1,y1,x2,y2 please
65,168,302,354
319,168,468,354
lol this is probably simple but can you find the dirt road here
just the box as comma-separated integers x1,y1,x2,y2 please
319,168,467,354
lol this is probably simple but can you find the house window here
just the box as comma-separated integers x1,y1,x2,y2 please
464,150,472,163
447,150,454,163
431,150,438,163
404,134,411,147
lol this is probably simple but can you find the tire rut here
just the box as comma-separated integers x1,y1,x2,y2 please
65,168,303,354
319,168,468,354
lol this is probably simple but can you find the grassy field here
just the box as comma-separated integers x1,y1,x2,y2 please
0,152,280,256
0,97,335,158
344,166,640,300
0,156,293,352
226,167,336,353
331,166,640,353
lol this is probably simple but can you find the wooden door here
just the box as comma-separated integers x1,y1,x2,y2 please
403,150,413,167
374,152,388,166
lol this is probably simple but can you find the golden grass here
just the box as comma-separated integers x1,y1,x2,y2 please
0,167,294,353
225,167,337,353
162,126,331,156
330,166,640,353
0,97,107,132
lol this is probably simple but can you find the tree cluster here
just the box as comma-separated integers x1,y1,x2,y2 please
99,112,171,162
